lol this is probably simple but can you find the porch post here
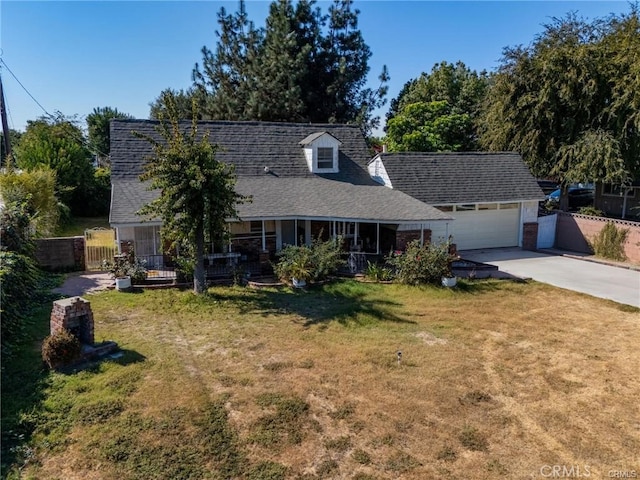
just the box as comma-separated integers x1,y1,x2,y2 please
275,220,282,250
420,224,424,246
355,222,359,250
261,220,266,250
153,225,159,255
115,227,122,254
305,220,311,245
295,219,298,246
376,223,380,255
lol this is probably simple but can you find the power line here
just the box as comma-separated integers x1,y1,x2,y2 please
0,58,52,118
0,58,112,159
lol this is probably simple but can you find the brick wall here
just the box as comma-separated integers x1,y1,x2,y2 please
35,236,86,272
556,212,640,263
395,230,432,251
522,222,539,251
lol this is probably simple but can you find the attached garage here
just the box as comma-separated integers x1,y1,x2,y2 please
445,204,520,250
368,152,546,251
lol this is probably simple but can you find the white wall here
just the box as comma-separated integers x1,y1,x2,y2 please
367,155,392,187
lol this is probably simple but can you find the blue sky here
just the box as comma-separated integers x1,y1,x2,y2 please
0,1,630,135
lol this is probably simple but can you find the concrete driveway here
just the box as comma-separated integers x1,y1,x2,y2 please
461,248,640,308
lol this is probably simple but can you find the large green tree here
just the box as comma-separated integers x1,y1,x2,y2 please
153,0,387,136
386,100,475,152
136,92,248,294
386,61,489,127
384,61,488,151
479,8,640,205
13,114,95,215
86,106,133,167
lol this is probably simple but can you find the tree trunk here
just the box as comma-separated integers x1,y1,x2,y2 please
193,224,206,294
559,184,570,211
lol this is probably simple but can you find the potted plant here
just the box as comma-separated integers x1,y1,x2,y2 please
441,242,459,288
289,258,311,288
102,249,147,291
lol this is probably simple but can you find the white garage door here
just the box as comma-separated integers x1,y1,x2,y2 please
450,206,520,250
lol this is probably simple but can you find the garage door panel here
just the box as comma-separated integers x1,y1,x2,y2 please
451,208,520,250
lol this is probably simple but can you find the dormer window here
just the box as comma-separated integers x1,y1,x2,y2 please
299,132,342,173
317,147,334,169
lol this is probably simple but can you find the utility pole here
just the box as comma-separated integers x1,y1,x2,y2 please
0,71,12,165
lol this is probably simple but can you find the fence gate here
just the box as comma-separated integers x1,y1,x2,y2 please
85,227,117,271
537,213,557,249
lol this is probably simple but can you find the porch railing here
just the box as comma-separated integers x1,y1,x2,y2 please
339,252,381,274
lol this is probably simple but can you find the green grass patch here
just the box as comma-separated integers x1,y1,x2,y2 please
250,393,312,447
55,216,110,237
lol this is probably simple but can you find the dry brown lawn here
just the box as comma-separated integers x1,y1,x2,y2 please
22,279,640,479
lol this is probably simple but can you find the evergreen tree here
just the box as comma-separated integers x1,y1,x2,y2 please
192,0,261,120
152,0,387,136
245,0,307,121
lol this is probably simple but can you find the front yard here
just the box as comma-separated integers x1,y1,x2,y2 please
3,279,639,479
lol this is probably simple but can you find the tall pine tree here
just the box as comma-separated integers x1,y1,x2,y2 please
151,0,387,136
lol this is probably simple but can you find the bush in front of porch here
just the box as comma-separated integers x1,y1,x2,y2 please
274,236,345,285
386,240,454,286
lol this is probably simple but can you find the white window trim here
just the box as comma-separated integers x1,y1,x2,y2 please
603,184,637,198
314,146,338,172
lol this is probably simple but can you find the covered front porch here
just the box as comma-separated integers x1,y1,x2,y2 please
113,217,451,279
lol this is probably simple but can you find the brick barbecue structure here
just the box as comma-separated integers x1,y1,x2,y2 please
49,297,118,363
50,297,95,345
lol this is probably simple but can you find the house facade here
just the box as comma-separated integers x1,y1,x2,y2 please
368,152,545,250
109,120,453,275
593,181,640,220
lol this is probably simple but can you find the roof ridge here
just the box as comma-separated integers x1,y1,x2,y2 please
380,151,519,156
112,119,362,129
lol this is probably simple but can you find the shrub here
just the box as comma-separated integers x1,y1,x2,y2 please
274,235,344,283
589,222,628,261
365,260,393,282
0,251,40,355
386,240,454,285
308,235,345,281
42,329,82,369
102,247,147,283
0,201,35,256
578,206,604,217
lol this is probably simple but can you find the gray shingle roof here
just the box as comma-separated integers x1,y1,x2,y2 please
298,131,341,146
378,152,545,204
109,120,451,224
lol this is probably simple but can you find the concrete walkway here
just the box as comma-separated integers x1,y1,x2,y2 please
462,248,640,308
52,272,113,297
